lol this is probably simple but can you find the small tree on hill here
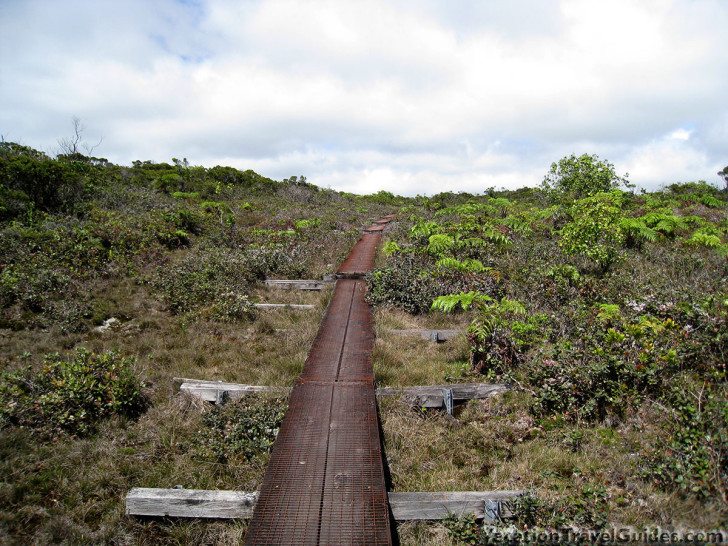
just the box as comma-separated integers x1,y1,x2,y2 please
718,166,728,192
542,153,630,200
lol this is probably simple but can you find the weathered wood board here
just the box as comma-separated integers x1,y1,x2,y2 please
126,488,258,519
175,379,508,407
253,303,315,310
174,378,289,402
263,279,333,291
388,491,521,520
376,383,509,407
389,329,464,342
125,488,523,520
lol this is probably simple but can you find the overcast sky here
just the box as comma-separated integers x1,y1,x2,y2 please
1,0,726,195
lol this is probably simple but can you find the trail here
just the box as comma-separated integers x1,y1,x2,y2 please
244,215,395,545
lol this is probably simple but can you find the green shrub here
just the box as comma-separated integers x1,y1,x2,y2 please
0,348,147,437
442,513,481,544
559,192,625,271
641,386,728,499
541,153,629,200
0,145,89,214
152,248,253,317
191,395,287,465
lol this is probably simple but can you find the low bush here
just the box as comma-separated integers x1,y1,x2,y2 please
0,347,147,437
191,395,287,465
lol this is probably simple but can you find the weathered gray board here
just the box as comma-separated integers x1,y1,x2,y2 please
253,303,315,310
263,279,333,291
126,488,523,520
376,383,509,407
174,378,509,407
389,329,463,342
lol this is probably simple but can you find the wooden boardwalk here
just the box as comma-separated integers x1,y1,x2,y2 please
244,216,394,545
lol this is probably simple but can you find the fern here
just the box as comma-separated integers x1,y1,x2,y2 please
500,215,534,235
686,194,723,208
619,217,658,247
482,227,512,248
409,220,441,240
426,234,455,257
596,303,621,324
435,257,463,271
436,257,487,273
383,241,402,256
462,258,487,273
431,291,492,313
468,297,526,340
497,298,527,316
487,197,513,216
458,237,488,250
686,231,722,248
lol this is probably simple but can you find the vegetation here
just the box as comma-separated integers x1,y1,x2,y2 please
0,139,393,543
1,139,726,543
370,166,727,542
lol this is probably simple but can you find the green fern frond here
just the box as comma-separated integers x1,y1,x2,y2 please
458,237,488,249
383,241,402,256
686,231,722,248
436,257,463,271
410,220,441,239
461,258,486,273
426,234,456,257
431,291,492,313
497,298,526,316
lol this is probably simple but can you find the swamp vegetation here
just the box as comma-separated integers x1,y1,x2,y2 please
1,143,726,544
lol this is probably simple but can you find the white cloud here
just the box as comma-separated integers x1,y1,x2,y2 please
1,0,727,195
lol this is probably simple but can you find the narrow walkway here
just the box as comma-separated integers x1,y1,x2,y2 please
244,215,395,545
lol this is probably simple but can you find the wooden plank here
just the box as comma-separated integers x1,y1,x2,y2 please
388,491,522,520
389,329,463,342
263,279,333,291
175,379,508,407
253,303,315,310
126,488,258,518
377,383,509,408
176,379,289,402
125,488,523,520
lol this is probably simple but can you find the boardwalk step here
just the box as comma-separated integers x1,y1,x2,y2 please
126,488,524,520
174,378,509,408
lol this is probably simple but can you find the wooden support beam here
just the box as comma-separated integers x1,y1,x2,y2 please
174,379,508,407
388,491,522,520
263,279,333,291
253,303,315,310
125,488,524,520
126,488,257,519
174,378,289,402
389,329,463,342
376,383,509,407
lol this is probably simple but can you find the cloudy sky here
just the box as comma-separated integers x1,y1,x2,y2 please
1,0,726,195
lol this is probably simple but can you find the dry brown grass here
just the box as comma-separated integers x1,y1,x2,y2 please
0,275,336,544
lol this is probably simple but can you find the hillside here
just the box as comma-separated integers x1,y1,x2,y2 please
1,143,727,543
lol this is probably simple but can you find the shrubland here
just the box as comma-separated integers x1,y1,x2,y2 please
370,171,727,543
1,141,726,543
0,141,394,543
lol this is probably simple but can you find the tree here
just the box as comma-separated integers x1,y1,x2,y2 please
57,116,102,157
718,166,728,192
559,192,625,272
542,153,629,200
